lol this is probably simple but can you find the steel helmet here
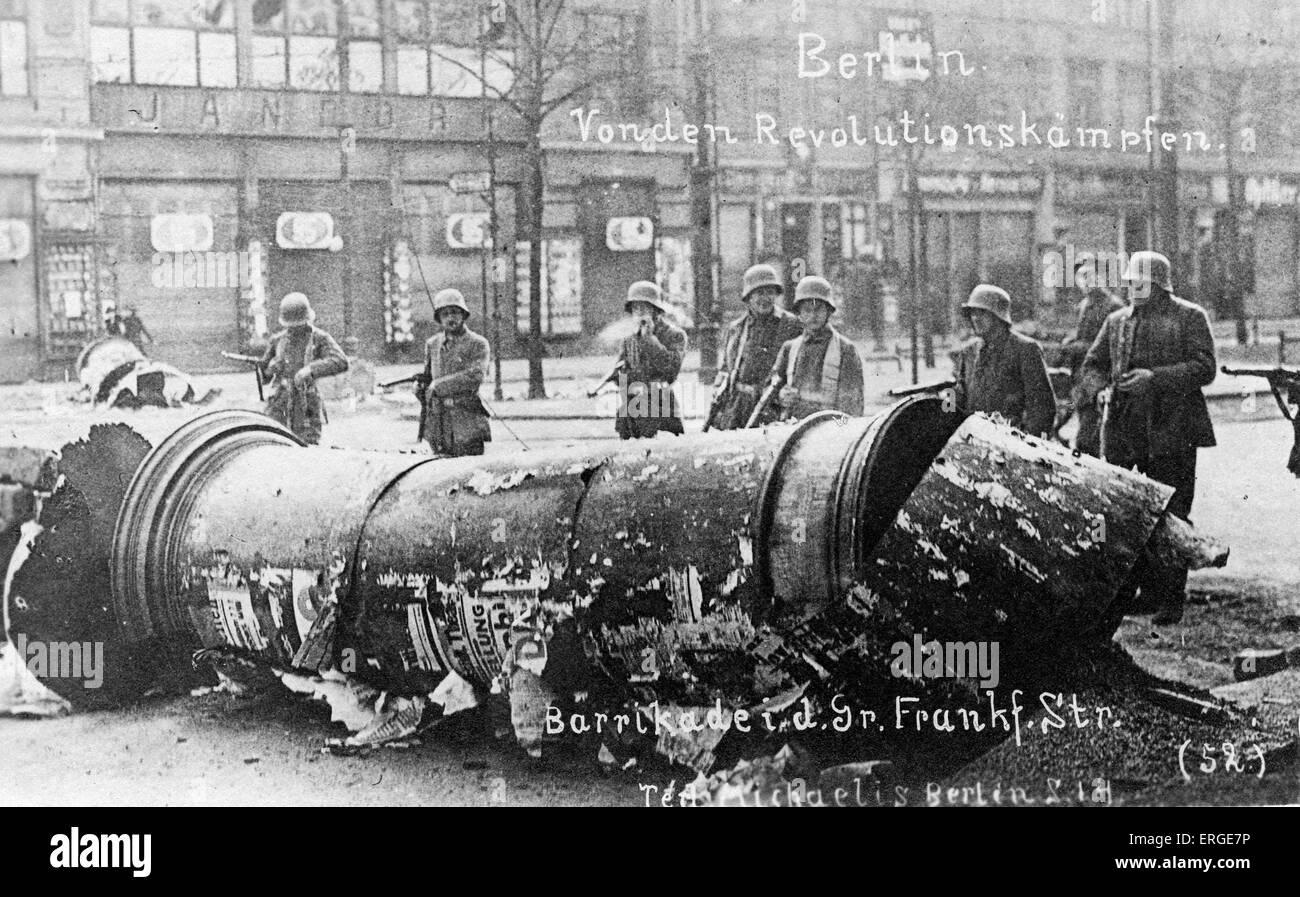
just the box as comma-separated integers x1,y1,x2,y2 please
1123,251,1173,289
433,288,471,320
793,275,836,312
961,285,1013,325
741,264,784,301
279,292,315,326
624,280,669,314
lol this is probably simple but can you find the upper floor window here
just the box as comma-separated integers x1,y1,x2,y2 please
0,0,26,97
91,0,235,88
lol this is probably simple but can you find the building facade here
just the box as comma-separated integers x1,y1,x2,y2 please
2,0,1299,382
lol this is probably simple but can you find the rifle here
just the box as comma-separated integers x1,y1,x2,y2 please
1223,366,1300,477
587,361,626,398
221,351,264,401
702,373,733,433
888,378,957,399
744,378,782,429
378,372,423,389
1221,366,1300,421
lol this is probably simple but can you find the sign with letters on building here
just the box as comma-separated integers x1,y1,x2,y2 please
606,216,654,252
276,212,335,250
150,214,214,252
446,212,492,249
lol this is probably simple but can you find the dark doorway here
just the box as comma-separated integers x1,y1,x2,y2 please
260,181,388,353
578,179,656,336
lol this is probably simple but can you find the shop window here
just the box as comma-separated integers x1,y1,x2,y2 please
0,0,26,97
91,0,234,88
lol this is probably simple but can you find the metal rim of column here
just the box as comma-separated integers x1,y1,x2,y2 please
110,410,302,644
751,411,847,606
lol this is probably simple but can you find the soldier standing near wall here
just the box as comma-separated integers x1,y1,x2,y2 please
707,264,803,430
417,289,492,457
259,293,349,445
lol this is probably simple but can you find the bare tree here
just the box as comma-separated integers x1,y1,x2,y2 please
434,0,649,398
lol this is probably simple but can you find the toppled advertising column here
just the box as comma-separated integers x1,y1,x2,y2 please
4,400,1226,722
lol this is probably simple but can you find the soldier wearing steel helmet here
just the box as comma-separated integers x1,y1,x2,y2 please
258,292,349,445
707,263,804,430
604,280,687,439
764,275,865,421
952,284,1056,438
1079,251,1216,625
417,288,492,456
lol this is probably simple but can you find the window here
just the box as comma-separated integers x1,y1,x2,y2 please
577,11,645,116
1068,59,1099,126
393,1,514,99
1119,64,1150,131
394,0,430,95
91,0,234,88
0,0,26,97
346,0,382,93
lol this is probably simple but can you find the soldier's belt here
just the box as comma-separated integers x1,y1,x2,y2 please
439,397,457,407
733,383,758,396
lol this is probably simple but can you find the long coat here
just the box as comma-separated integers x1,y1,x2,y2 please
421,328,492,455
259,325,349,445
953,327,1056,437
768,327,865,421
711,308,803,429
615,317,687,439
1078,290,1216,458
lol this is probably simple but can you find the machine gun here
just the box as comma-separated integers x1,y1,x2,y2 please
1222,365,1300,476
221,351,265,401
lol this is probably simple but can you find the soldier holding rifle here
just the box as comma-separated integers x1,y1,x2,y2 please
705,264,802,431
257,293,349,445
952,285,1057,438
1078,251,1216,625
751,275,864,425
592,281,687,440
416,289,492,457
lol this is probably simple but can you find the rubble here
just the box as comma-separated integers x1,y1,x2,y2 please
75,336,218,409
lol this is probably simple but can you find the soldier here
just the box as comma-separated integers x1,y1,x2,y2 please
952,285,1056,438
259,292,349,445
1079,251,1216,625
417,289,492,457
707,264,803,430
594,281,687,439
1063,257,1125,455
764,275,865,422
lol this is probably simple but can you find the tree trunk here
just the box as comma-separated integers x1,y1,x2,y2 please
525,118,546,399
